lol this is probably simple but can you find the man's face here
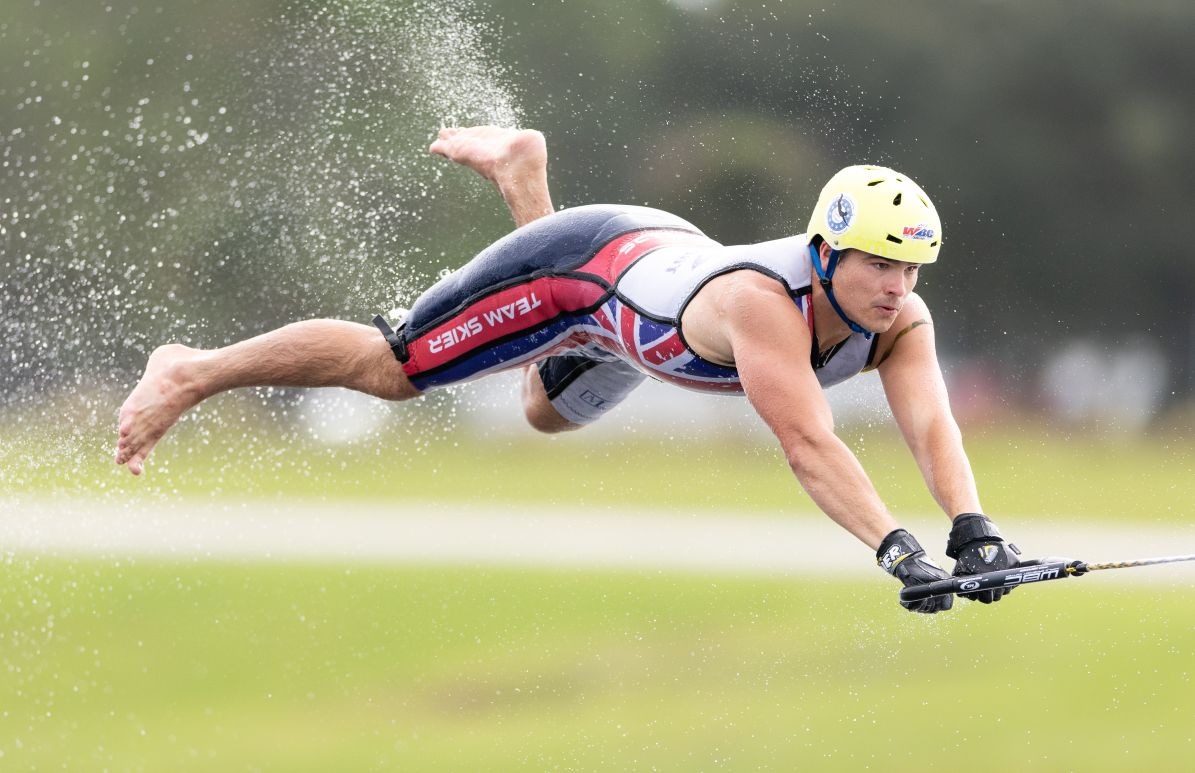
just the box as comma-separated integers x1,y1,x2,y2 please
821,245,921,333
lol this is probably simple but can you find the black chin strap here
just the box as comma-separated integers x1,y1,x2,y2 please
808,244,873,339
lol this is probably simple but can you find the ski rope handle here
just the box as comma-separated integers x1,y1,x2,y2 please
898,554,1195,603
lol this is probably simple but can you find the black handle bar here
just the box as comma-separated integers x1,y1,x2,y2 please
899,559,1087,603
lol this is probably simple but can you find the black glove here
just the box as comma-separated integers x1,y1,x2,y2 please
877,529,954,614
946,513,1022,603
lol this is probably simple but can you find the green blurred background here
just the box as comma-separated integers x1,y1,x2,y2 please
3,0,1195,769
4,0,1194,413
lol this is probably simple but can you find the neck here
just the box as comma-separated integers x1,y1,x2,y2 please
809,268,853,349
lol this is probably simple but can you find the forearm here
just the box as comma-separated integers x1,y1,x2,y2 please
909,414,982,519
784,432,902,550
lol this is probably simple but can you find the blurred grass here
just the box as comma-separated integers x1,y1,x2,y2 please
6,406,1195,522
1,555,1192,771
7,400,1194,769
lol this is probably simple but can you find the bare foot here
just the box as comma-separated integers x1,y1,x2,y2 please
429,126,553,227
429,126,547,187
115,344,205,476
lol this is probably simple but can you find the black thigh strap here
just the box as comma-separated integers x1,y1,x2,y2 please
372,315,409,363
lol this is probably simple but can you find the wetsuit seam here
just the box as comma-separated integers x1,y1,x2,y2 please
408,292,616,382
812,338,849,371
403,272,599,340
866,333,882,369
610,290,680,326
403,226,702,340
609,245,675,283
672,263,804,364
540,357,603,400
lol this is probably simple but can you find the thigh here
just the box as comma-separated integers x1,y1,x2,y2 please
402,204,699,334
385,205,697,392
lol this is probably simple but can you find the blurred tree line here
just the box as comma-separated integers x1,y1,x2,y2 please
2,0,1192,410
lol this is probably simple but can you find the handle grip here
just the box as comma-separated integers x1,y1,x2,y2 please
899,559,1082,603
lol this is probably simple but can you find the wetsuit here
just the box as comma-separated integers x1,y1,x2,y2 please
373,205,878,424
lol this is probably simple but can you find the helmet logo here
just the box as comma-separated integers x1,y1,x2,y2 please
825,193,855,235
901,223,936,240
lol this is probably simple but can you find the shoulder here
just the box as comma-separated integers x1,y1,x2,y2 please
704,269,806,340
705,269,794,313
898,291,932,322
716,271,811,357
683,269,809,367
867,291,936,371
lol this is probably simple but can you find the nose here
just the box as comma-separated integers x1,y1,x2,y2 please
884,273,909,297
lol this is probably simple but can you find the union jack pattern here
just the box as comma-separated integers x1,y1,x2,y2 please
391,209,846,397
585,296,747,394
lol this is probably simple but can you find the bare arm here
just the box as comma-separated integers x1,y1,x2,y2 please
877,293,981,520
719,273,901,550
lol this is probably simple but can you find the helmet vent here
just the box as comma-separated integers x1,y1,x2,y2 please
886,234,903,245
930,240,939,247
892,193,903,206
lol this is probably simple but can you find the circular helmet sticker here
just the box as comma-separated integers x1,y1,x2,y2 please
825,193,855,235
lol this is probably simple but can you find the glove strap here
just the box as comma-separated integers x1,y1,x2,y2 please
945,513,1003,559
876,529,923,575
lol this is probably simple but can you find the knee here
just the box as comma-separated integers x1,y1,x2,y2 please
373,381,421,402
355,365,421,402
523,401,582,433
358,332,423,401
521,364,582,433
359,366,421,402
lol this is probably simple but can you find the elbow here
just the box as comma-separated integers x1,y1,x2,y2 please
780,425,839,478
907,413,963,461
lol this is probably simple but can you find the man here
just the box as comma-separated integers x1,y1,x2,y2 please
116,126,1022,613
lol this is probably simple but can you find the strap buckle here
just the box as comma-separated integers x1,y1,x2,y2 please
372,315,409,363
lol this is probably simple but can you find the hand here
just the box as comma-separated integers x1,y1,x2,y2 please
877,529,954,614
946,513,1022,603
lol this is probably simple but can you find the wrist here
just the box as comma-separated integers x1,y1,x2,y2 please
877,529,923,575
945,513,1003,559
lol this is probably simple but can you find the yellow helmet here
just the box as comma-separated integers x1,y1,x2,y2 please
806,165,941,264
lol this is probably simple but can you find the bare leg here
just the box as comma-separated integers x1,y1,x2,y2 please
520,364,583,433
118,130,563,475
115,320,416,475
429,126,553,228
430,126,569,421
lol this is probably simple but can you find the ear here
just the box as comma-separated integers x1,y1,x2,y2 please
817,240,834,271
